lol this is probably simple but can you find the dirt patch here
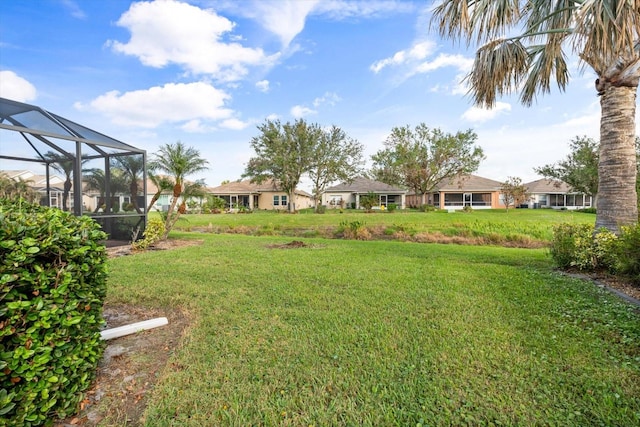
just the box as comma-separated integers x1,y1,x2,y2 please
106,238,203,258
266,240,311,249
54,304,191,427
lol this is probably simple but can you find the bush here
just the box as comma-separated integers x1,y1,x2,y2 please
0,198,108,426
419,204,436,212
549,223,595,269
616,224,640,284
316,205,327,214
387,203,397,212
131,217,166,250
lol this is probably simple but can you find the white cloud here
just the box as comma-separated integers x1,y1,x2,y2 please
249,0,320,47
255,80,270,92
313,91,341,107
60,0,87,19
290,105,317,118
370,40,436,73
220,1,415,49
266,113,279,121
0,71,37,102
414,53,473,75
75,81,233,128
107,0,277,81
461,102,511,123
220,118,249,130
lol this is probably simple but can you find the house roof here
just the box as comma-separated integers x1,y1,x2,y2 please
325,177,407,194
525,178,572,194
208,179,312,197
434,174,503,192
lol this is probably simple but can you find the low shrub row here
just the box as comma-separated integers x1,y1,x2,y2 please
550,222,640,284
0,199,108,426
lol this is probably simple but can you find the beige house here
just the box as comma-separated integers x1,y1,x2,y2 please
406,174,506,210
322,177,407,209
2,169,81,210
207,179,313,211
524,179,593,210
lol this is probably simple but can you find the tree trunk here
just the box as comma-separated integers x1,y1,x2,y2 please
596,83,638,233
288,190,295,213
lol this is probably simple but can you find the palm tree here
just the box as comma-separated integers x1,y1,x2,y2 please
42,152,75,212
113,154,145,214
84,168,128,212
0,173,39,202
148,142,209,238
433,1,639,233
147,171,174,212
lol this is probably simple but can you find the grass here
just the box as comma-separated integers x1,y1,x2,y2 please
163,208,595,246
106,233,640,426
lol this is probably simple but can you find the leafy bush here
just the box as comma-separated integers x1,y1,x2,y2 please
616,224,640,284
550,222,640,283
419,204,436,212
462,205,473,213
316,205,327,214
0,198,108,426
549,223,595,269
131,217,166,250
387,203,397,212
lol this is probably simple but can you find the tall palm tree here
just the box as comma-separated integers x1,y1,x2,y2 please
433,0,639,233
147,171,174,212
0,173,38,202
148,142,209,238
113,154,145,214
84,168,128,212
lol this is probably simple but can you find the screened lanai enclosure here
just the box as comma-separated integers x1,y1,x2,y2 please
0,97,147,241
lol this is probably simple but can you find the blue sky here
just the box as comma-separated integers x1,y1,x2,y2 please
1,0,631,190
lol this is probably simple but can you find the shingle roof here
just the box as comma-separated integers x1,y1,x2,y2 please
325,177,407,193
208,179,312,197
434,174,502,192
525,178,572,193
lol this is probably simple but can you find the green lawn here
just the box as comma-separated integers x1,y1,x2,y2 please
107,233,640,426
165,208,595,244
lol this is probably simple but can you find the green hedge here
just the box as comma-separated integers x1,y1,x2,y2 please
550,222,640,284
0,199,108,426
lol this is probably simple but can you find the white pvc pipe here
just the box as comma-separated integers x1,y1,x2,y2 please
100,317,168,340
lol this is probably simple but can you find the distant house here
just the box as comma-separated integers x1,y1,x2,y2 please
407,174,506,210
207,179,313,211
2,169,73,210
322,177,407,209
525,179,593,210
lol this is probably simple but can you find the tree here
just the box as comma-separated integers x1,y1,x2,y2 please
113,154,145,214
370,124,484,204
42,151,88,212
84,168,128,212
433,1,639,233
147,172,174,212
243,119,320,212
148,142,209,239
535,136,600,203
0,173,38,202
501,176,530,211
308,126,365,212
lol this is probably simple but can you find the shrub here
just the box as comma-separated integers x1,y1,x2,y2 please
462,205,473,213
387,203,397,212
0,198,107,426
316,205,327,214
549,223,594,269
616,224,640,284
131,217,166,250
419,204,436,212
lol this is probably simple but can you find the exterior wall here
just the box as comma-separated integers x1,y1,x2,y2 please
322,192,355,209
437,191,503,210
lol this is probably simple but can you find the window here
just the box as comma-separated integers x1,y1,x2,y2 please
273,195,280,206
281,195,288,206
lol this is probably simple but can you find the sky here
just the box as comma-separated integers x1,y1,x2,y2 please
1,0,636,191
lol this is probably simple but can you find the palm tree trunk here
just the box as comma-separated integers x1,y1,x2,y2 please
596,83,638,233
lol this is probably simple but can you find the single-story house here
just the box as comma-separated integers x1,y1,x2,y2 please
524,179,593,210
207,179,313,211
322,177,407,209
2,169,79,210
407,174,506,210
